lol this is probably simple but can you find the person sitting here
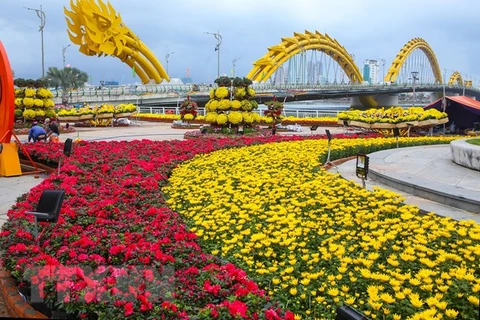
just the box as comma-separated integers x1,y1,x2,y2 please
28,122,47,143
45,118,60,142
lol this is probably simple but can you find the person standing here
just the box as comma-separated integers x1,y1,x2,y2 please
28,122,47,143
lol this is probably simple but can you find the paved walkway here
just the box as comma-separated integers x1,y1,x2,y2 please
329,145,480,223
1,122,479,227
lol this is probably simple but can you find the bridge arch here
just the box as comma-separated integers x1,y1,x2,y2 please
384,38,442,84
247,30,363,84
448,71,463,86
247,30,377,107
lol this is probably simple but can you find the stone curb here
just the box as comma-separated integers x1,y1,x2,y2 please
0,269,47,318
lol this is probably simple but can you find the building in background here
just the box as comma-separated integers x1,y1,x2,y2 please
363,59,380,84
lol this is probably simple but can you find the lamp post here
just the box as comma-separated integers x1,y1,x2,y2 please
62,44,71,69
232,57,240,77
165,51,174,74
411,71,419,107
25,5,46,78
442,69,447,133
463,80,467,96
380,59,385,84
205,31,222,79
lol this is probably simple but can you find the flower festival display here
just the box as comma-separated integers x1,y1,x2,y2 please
14,79,56,121
179,96,198,122
2,137,312,319
337,106,449,135
0,134,470,319
57,103,137,126
263,96,284,124
114,103,138,118
205,76,260,132
165,136,478,320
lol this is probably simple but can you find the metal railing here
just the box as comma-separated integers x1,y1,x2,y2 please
137,106,342,118
53,82,480,106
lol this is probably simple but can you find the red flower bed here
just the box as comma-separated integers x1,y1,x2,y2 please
0,134,378,318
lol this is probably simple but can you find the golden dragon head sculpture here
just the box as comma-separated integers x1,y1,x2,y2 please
64,0,169,83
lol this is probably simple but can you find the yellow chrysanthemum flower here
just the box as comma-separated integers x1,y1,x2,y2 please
215,87,229,99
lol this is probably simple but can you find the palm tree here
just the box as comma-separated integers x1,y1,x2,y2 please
46,67,88,105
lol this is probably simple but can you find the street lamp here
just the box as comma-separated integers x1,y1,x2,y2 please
380,59,385,84
441,69,447,133
165,51,174,75
62,44,71,69
232,57,240,77
25,5,46,78
205,31,222,79
411,71,419,107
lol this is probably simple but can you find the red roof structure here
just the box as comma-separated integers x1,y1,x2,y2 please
425,96,480,130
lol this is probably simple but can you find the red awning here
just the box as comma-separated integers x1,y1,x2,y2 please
446,96,480,111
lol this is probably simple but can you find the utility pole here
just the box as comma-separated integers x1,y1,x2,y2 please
165,51,175,74
205,31,222,79
62,44,71,68
25,5,46,78
411,71,419,107
378,58,386,84
232,58,240,77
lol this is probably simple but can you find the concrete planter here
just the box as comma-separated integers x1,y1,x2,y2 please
450,139,480,171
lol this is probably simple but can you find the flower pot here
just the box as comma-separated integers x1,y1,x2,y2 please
79,114,94,120
58,116,81,122
417,119,439,127
395,121,418,128
371,122,394,129
95,113,113,119
349,120,372,129
114,112,133,118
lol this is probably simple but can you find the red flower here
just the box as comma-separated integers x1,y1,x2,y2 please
84,291,95,303
226,300,248,318
203,280,221,296
124,301,134,316
265,309,281,320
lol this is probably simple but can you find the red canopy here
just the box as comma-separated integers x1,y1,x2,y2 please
425,96,480,130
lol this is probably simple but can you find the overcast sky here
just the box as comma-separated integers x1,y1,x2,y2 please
1,0,479,85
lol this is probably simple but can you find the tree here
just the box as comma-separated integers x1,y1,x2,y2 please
46,67,88,105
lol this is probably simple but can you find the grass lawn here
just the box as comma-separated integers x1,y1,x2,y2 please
466,138,480,146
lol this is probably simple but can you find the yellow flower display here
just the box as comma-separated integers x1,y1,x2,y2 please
218,99,231,111
214,87,229,99
205,100,218,112
14,98,23,107
22,98,34,108
164,136,479,319
242,112,254,124
34,99,44,108
14,87,55,120
205,112,218,123
234,87,246,98
227,111,243,124
24,88,36,97
216,113,228,125
338,106,448,124
35,109,46,117
231,100,242,110
43,99,55,108
22,109,36,120
36,87,53,99
183,113,194,121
